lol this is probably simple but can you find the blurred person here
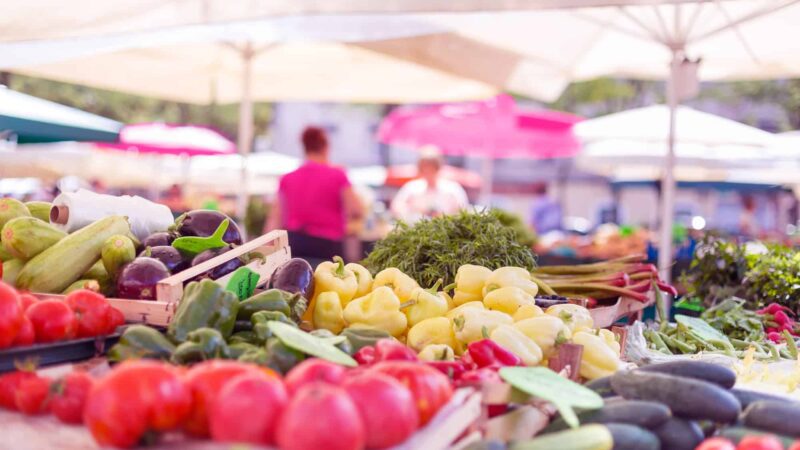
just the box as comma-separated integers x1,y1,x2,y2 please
529,182,562,233
267,126,363,264
390,146,469,223
161,184,188,214
739,194,760,236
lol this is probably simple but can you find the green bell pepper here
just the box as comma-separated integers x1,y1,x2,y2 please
238,289,293,320
238,347,270,365
107,325,176,362
168,279,239,342
229,330,258,345
341,327,392,352
228,342,259,359
252,310,297,343
170,328,231,364
311,329,354,355
264,339,304,374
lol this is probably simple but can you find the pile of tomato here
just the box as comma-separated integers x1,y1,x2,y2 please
698,435,800,450
0,356,453,450
0,282,125,347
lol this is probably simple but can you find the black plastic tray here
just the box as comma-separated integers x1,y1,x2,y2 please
0,333,121,373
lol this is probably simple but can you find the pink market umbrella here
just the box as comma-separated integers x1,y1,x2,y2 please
377,94,582,202
96,123,236,156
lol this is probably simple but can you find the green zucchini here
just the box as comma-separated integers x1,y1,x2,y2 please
741,400,800,437
2,217,66,261
544,400,671,433
610,370,740,423
731,388,798,409
2,259,24,286
653,418,704,450
637,360,736,389
24,201,52,222
101,234,136,278
585,376,617,398
0,198,30,229
62,279,101,295
0,246,12,262
82,260,112,294
16,216,132,293
718,426,796,448
510,424,613,450
605,423,659,450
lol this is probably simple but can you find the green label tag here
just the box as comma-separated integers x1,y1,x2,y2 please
225,266,259,300
172,219,229,256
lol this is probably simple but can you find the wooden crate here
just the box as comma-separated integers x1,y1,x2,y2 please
36,230,291,327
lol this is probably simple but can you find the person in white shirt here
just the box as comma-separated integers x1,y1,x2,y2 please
390,146,469,223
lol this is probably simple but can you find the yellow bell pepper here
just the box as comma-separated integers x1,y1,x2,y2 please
445,301,485,321
403,280,449,327
452,264,492,306
345,263,373,298
513,316,572,358
407,317,457,352
572,330,624,380
303,256,359,326
418,344,455,362
545,303,594,333
452,307,513,346
373,268,419,302
312,291,346,334
483,267,539,297
490,325,543,366
343,286,408,337
483,286,536,315
598,329,621,357
513,304,544,322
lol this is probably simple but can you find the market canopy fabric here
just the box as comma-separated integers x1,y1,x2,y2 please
96,123,236,156
0,87,122,143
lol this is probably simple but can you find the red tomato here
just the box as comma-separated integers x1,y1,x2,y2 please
84,360,191,448
65,290,110,338
15,375,51,415
737,435,785,450
51,371,94,424
209,374,288,445
26,300,77,343
0,370,37,410
183,360,274,437
285,358,346,394
105,306,125,334
788,441,800,450
343,372,419,449
276,382,365,450
18,293,38,312
370,361,454,425
0,282,23,348
12,315,35,346
696,437,736,450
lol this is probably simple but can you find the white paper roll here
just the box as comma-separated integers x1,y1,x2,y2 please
52,189,174,240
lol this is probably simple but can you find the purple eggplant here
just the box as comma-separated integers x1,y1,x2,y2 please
140,246,188,273
175,210,242,245
191,245,242,280
269,258,314,298
116,257,170,300
142,231,177,248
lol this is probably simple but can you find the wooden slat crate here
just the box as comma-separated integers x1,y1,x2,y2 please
35,230,291,327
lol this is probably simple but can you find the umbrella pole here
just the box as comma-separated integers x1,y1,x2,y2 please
658,50,680,287
236,43,255,233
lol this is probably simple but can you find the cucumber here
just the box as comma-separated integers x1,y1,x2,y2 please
16,216,132,293
605,423,659,450
101,234,136,278
731,388,799,409
510,424,613,450
610,370,740,423
586,376,617,398
653,418,703,450
741,400,800,437
544,400,671,433
62,279,101,295
0,198,30,229
25,201,52,222
2,217,67,260
637,361,736,389
2,259,24,286
718,426,796,448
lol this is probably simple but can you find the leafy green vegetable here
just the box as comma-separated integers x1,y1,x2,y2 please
363,209,537,287
499,366,603,429
267,321,357,367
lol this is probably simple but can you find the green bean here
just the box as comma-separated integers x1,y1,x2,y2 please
766,342,781,360
783,330,798,360
646,330,671,354
659,332,696,354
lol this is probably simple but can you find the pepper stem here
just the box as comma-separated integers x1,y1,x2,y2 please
426,279,443,294
332,256,347,278
443,282,457,293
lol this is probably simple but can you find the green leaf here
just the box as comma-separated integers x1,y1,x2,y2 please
499,367,603,429
172,219,229,256
267,321,357,367
675,314,730,344
225,266,259,300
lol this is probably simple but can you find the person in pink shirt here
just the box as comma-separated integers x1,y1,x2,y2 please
267,126,363,263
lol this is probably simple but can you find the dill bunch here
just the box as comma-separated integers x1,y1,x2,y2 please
362,209,537,287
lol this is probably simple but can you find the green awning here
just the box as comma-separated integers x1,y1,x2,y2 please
0,87,121,143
